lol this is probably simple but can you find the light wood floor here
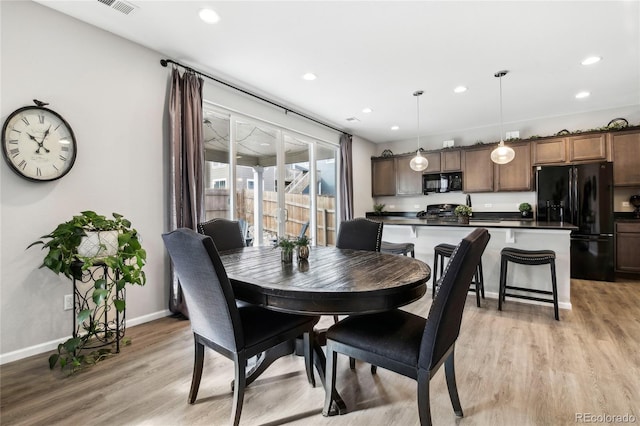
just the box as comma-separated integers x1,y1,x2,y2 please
2,278,639,426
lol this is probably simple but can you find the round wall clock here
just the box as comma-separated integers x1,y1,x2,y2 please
2,101,77,182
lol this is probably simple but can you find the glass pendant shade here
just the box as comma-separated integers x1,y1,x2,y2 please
490,140,516,164
410,150,428,171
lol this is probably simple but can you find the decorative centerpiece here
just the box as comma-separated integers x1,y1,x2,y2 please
519,202,533,218
276,237,296,264
27,211,146,373
296,234,310,260
454,205,472,224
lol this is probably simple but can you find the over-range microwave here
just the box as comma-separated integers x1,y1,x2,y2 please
422,172,463,194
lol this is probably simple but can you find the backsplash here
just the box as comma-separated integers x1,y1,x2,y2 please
373,191,537,213
614,187,640,212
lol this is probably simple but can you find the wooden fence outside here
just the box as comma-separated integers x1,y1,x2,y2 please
205,189,336,246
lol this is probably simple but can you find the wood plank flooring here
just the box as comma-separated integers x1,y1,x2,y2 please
2,278,639,425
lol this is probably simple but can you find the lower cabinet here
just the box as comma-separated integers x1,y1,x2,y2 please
615,221,640,273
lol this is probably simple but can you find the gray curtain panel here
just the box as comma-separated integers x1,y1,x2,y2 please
339,133,354,221
168,67,204,316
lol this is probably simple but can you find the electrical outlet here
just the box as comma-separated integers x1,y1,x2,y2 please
622,201,630,207
484,203,493,208
414,204,420,209
389,205,395,209
63,294,73,311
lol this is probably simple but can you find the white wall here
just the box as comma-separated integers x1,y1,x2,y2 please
0,1,171,362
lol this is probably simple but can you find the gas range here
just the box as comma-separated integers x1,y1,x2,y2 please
417,203,461,221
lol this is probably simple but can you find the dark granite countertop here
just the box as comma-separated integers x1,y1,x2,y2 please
366,212,577,231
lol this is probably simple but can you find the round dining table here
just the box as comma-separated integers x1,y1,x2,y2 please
219,245,431,415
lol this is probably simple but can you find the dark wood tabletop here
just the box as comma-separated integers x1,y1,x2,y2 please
219,246,431,315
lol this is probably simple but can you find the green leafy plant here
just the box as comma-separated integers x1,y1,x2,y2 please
518,202,532,213
295,234,310,247
28,211,146,373
373,203,385,215
454,205,473,217
276,237,296,252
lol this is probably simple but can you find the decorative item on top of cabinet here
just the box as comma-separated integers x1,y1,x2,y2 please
611,129,640,186
615,221,640,273
371,156,395,196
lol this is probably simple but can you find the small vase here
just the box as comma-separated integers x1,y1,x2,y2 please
458,216,469,225
77,230,119,258
281,249,293,264
297,245,309,260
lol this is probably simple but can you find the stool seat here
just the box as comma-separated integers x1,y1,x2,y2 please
381,241,415,257
499,247,559,320
433,242,484,307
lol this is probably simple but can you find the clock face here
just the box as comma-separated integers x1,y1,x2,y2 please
2,106,77,182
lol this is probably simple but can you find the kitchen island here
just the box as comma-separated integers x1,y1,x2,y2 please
367,214,577,310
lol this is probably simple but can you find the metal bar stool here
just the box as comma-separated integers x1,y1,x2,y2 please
433,243,485,307
380,241,415,257
498,247,559,320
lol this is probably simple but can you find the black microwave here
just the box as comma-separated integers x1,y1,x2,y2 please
422,172,463,194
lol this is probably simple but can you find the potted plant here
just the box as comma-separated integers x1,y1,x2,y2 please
28,211,146,373
295,234,311,260
454,205,472,224
519,202,533,218
276,237,296,263
373,203,386,215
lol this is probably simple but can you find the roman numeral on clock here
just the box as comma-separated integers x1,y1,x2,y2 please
18,159,27,170
9,148,19,158
59,155,67,161
21,117,30,126
38,114,45,124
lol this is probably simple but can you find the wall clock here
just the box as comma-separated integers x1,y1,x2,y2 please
2,100,77,182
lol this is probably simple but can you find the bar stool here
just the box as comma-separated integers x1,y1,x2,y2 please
381,241,415,257
433,243,484,307
498,247,559,321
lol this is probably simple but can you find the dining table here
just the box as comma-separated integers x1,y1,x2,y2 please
219,245,431,414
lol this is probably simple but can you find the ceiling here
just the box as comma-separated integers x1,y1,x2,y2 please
34,1,640,143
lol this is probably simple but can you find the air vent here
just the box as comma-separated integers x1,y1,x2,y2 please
97,0,137,15
345,117,360,122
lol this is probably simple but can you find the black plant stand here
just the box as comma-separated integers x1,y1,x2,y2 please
72,262,126,353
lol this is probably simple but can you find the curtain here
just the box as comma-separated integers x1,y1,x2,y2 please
168,67,204,316
339,133,354,221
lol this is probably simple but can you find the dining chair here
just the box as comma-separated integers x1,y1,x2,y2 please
336,217,383,252
162,228,320,426
197,218,245,251
323,228,491,426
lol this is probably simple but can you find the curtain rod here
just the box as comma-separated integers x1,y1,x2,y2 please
160,59,349,136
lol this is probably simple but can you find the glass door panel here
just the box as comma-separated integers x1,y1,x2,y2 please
315,144,338,246
203,111,231,221
283,133,312,242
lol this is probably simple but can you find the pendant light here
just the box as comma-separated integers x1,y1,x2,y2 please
409,90,428,172
490,70,515,164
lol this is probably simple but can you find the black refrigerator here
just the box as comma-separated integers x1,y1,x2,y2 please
536,162,614,281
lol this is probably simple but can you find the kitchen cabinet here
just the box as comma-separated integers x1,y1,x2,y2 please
567,134,607,162
615,221,640,273
462,146,494,193
371,157,395,196
532,137,566,165
441,149,462,172
423,152,442,173
395,155,422,195
611,129,640,186
495,142,532,191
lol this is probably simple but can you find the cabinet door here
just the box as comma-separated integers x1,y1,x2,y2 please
424,152,441,173
615,223,640,272
371,158,396,196
441,150,462,172
567,134,607,162
395,155,422,195
612,130,640,186
532,138,566,165
495,142,532,191
462,146,494,193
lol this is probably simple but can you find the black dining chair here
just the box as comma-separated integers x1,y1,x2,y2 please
323,228,491,425
162,228,320,426
197,218,246,252
336,217,383,252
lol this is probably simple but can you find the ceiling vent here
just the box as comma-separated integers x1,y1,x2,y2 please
345,117,360,122
97,0,138,15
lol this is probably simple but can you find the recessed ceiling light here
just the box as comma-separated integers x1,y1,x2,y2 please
581,56,601,66
391,125,399,131
199,8,220,24
362,107,373,113
453,86,467,94
575,91,590,99
260,143,270,146
302,72,317,81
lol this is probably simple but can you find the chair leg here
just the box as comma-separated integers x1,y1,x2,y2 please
371,364,377,375
349,357,356,370
322,343,338,417
478,260,485,298
303,332,315,387
550,259,559,321
498,256,507,311
444,349,464,417
410,249,415,258
188,340,205,404
231,353,247,426
432,255,438,299
417,369,432,426
473,268,481,308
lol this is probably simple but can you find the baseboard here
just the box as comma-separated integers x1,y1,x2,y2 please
0,309,172,366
